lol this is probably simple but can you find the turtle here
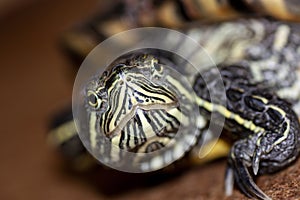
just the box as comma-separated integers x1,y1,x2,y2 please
49,1,300,199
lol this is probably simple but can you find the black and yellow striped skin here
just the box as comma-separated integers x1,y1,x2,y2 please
50,18,300,199
194,65,300,199
59,52,300,199
48,108,96,171
48,0,300,199
82,54,203,171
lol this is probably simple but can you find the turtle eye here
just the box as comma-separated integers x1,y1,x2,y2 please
87,90,101,109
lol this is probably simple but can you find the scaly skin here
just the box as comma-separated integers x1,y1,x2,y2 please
193,65,300,199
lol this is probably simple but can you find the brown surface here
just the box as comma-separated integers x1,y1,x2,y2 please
1,1,300,200
0,0,38,18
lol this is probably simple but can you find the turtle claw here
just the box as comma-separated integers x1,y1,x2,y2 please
252,147,262,175
226,142,272,200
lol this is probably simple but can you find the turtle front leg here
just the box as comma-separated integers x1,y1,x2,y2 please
225,140,272,200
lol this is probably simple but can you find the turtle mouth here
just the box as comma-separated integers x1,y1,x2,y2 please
106,101,179,139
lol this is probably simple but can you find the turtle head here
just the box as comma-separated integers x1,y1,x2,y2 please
85,54,181,151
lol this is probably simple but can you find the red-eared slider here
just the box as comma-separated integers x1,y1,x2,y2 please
49,1,300,199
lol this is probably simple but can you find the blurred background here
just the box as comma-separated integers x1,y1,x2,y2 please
0,1,108,199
